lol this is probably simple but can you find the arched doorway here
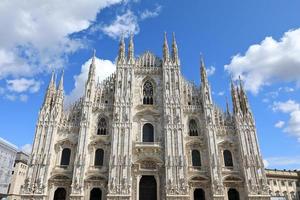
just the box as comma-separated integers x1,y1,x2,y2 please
53,188,66,200
139,176,157,200
90,188,102,200
194,188,205,200
228,188,240,200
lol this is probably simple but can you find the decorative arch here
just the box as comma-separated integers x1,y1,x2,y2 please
97,117,108,135
143,80,154,105
189,119,199,136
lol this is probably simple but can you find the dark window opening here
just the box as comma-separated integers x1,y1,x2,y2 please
142,123,154,142
60,148,71,166
53,187,66,200
194,188,205,200
224,150,233,167
94,149,104,167
139,176,157,200
97,118,107,135
189,119,198,136
143,80,154,105
192,150,201,166
90,188,102,200
228,188,240,200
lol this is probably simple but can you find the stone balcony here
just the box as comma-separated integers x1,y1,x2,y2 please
133,142,163,163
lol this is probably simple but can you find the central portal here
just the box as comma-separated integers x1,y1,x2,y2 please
139,176,157,200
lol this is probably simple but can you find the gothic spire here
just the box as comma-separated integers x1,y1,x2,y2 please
43,70,56,107
118,34,126,63
58,69,64,91
163,32,170,62
128,33,134,63
230,78,239,114
87,49,96,83
171,32,179,64
200,54,208,84
238,76,250,114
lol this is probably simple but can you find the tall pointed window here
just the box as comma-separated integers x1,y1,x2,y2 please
97,118,107,135
192,150,201,166
143,80,153,105
94,149,104,167
60,148,71,166
223,150,233,167
189,119,198,136
142,123,154,142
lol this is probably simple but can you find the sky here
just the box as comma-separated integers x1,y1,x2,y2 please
0,0,300,169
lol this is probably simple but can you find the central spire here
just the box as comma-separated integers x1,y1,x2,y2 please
87,49,96,83
127,33,134,63
200,55,208,84
171,32,179,64
118,34,126,63
163,32,170,62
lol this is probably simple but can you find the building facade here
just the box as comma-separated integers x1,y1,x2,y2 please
266,169,300,200
0,137,18,198
21,34,271,200
8,151,29,200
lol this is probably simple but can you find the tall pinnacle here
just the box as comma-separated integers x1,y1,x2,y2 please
128,33,134,62
163,32,170,62
58,69,64,91
200,54,208,84
171,32,179,64
118,34,126,63
87,50,96,83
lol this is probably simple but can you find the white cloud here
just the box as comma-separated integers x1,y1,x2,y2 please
20,143,32,154
272,100,300,141
7,78,41,93
272,100,299,113
5,94,17,101
66,56,116,105
225,28,300,94
0,0,123,78
217,91,225,96
265,156,300,168
206,66,216,76
101,10,140,39
275,120,285,128
140,5,162,20
20,94,29,102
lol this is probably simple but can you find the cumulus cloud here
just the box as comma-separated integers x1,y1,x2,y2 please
274,121,285,128
225,28,300,94
206,66,216,76
272,100,300,142
101,10,140,39
66,56,116,105
0,0,123,78
140,5,162,20
6,78,41,93
20,143,32,154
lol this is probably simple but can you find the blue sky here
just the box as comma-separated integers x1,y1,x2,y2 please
0,0,300,169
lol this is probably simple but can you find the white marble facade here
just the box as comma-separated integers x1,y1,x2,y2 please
21,33,271,200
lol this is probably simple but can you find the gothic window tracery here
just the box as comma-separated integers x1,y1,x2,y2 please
94,149,104,166
143,80,154,105
189,119,198,136
60,148,71,166
223,150,233,167
192,150,201,166
97,118,107,135
142,123,154,142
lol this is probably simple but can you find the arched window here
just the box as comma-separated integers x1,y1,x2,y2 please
192,150,201,166
54,187,66,200
143,80,154,105
194,188,205,200
189,119,198,136
60,148,71,166
223,150,233,167
228,188,240,200
142,123,154,142
97,118,107,135
90,188,102,200
94,149,104,166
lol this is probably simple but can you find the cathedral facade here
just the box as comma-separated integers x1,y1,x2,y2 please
21,33,271,200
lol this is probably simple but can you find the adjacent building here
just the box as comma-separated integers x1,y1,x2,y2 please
21,33,271,200
0,137,18,199
266,169,300,200
8,152,29,200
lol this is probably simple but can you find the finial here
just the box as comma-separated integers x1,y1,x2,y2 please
172,32,179,64
163,32,170,62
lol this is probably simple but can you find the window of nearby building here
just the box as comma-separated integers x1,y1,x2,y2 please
142,123,154,142
223,150,233,167
192,150,201,166
60,148,71,166
143,80,154,105
189,119,198,136
97,118,107,135
94,149,104,167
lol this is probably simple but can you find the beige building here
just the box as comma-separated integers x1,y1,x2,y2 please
8,152,29,200
266,169,300,200
21,33,272,200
